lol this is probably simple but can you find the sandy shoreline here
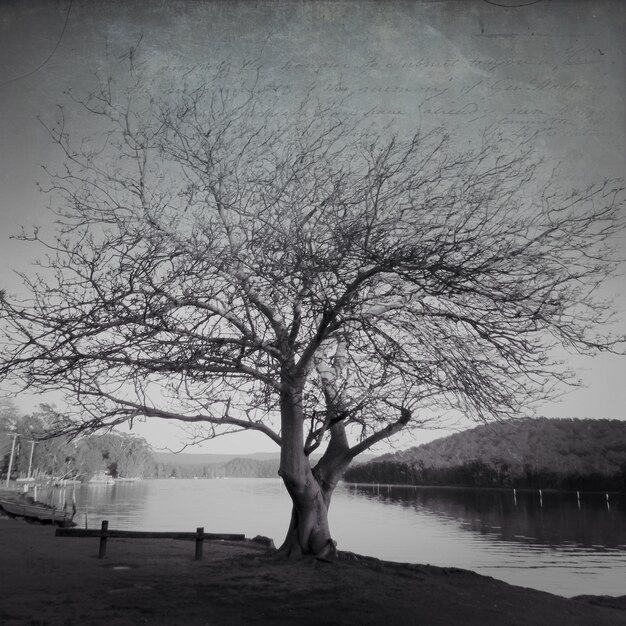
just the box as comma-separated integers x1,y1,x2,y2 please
1,513,625,625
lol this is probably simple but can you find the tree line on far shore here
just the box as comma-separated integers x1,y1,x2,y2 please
4,403,626,490
0,398,285,482
0,401,153,481
1,400,282,482
154,457,280,479
344,418,626,492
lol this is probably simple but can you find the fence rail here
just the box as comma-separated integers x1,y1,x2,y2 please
56,520,246,560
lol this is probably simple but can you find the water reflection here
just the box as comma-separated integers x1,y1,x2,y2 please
22,481,151,531
332,483,626,596
72,481,152,529
351,485,626,550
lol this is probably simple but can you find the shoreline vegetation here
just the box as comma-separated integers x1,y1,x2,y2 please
4,414,625,492
1,513,625,625
345,418,626,492
152,418,626,490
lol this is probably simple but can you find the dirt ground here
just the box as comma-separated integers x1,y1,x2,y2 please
1,514,625,626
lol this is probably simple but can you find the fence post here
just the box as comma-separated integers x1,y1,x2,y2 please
98,520,109,559
195,527,204,561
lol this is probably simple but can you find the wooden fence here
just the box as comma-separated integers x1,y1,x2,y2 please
56,520,246,560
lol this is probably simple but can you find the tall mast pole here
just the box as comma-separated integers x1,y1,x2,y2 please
27,440,36,479
5,433,18,487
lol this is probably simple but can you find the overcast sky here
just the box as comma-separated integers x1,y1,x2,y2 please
0,0,624,454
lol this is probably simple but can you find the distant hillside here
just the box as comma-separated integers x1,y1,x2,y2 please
344,418,626,491
153,453,279,479
152,451,280,466
152,451,375,479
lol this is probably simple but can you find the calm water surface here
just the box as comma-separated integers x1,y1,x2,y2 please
47,479,626,597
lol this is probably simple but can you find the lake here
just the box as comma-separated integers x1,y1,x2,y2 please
44,479,626,598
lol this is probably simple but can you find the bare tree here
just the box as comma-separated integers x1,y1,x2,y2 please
0,71,623,557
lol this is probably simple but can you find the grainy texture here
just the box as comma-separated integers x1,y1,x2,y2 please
1,515,624,625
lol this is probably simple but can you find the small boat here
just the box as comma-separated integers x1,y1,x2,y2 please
88,472,115,484
0,497,75,527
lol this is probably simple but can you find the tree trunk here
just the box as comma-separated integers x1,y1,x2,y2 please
278,450,353,559
277,476,337,559
277,372,356,559
277,374,337,558
278,416,352,555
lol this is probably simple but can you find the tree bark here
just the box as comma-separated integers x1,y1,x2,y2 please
277,478,336,559
277,388,351,558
